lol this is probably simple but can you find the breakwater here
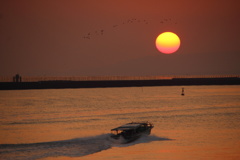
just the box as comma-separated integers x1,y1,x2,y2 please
0,77,240,90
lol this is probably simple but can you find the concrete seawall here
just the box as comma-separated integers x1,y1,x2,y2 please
0,77,240,90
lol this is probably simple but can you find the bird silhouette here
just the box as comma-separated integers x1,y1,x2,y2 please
82,17,177,40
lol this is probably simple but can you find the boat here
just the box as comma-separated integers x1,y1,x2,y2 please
109,122,154,143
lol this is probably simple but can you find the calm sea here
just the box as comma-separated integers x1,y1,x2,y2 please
0,85,240,160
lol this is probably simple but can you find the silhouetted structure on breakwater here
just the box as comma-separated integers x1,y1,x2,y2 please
0,77,240,90
13,74,22,83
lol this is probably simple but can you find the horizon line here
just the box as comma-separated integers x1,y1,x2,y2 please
0,75,239,82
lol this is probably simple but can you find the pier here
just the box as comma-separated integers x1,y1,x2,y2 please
0,75,239,90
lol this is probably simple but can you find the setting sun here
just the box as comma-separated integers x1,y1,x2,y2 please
155,32,180,54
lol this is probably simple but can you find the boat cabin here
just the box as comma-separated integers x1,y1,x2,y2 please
110,122,153,140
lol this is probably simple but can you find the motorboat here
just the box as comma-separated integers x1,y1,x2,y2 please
110,122,154,143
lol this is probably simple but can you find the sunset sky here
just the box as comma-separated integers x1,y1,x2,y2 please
0,0,240,77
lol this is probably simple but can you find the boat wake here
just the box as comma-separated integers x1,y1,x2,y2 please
0,134,171,160
111,134,172,147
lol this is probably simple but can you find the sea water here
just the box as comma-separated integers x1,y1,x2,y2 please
0,85,240,160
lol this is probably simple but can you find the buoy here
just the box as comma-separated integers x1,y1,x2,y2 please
181,88,185,96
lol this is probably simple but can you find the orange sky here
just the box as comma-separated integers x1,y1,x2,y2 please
0,0,239,76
